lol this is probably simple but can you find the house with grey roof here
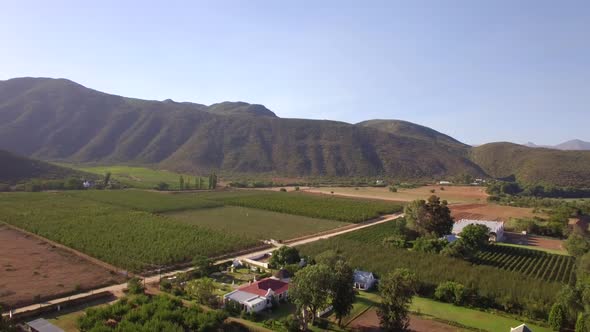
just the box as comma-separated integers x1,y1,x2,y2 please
353,269,376,290
26,318,65,332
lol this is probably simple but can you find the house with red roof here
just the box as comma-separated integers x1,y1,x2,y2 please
223,277,290,313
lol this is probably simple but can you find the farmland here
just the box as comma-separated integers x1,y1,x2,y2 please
298,221,564,319
165,206,347,241
0,226,124,308
474,244,575,283
450,203,542,222
304,185,488,204
68,190,223,213
0,193,258,272
70,165,209,190
218,192,403,222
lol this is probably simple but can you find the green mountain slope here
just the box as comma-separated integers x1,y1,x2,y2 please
0,149,90,183
358,119,467,150
0,77,588,187
0,77,484,180
471,143,590,187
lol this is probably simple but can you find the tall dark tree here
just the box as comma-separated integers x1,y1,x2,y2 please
179,176,184,191
103,171,111,187
269,246,300,268
290,264,333,330
405,195,454,237
377,268,417,331
331,260,356,326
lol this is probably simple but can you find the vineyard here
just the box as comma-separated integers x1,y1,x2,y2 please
299,221,565,320
0,193,257,271
474,245,575,284
68,190,223,213
218,192,403,222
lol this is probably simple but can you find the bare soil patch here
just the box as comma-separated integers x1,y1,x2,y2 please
0,226,124,309
304,185,487,204
348,308,461,332
451,203,540,222
503,232,565,251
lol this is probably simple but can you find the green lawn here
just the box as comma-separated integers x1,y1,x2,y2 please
70,165,208,190
410,297,551,332
165,206,347,240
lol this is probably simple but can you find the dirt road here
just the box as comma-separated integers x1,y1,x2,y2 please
4,213,403,317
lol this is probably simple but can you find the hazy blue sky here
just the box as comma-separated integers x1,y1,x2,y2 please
1,1,588,145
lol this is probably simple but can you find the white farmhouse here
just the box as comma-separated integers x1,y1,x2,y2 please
353,270,376,290
452,219,505,242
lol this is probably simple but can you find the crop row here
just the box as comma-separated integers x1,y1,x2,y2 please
0,192,258,272
218,192,403,223
474,245,575,283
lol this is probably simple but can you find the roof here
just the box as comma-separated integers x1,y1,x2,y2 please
225,290,264,303
511,323,533,332
453,219,504,234
238,277,289,296
27,318,65,332
353,270,374,284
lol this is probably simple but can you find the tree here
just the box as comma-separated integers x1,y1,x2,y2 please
269,246,300,268
127,277,144,294
576,313,590,332
566,232,590,257
179,176,185,191
377,268,417,331
185,277,216,305
389,186,397,193
290,264,333,330
331,260,355,326
192,255,213,278
0,306,18,332
549,303,566,331
314,250,345,268
459,224,490,252
435,281,465,305
405,196,454,237
197,177,203,190
104,172,111,187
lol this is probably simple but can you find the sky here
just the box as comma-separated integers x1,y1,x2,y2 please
1,1,589,145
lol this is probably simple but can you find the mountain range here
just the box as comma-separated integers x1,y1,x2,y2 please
1,77,589,187
524,140,590,151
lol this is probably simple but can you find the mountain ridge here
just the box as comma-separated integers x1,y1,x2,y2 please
1,77,588,187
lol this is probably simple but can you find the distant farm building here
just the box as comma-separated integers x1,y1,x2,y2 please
353,269,376,290
439,181,452,185
453,219,505,242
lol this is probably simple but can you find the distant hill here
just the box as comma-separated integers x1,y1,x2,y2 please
358,119,468,150
471,143,590,187
523,139,590,151
0,149,90,183
0,77,588,187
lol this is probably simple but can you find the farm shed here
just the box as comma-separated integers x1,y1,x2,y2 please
453,219,505,242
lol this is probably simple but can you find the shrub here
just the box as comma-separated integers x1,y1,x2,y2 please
389,186,398,193
434,281,465,305
413,237,447,254
549,303,565,331
280,188,287,192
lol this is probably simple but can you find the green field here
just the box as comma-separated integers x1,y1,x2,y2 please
68,190,223,213
298,221,563,320
0,192,257,271
411,297,551,332
165,206,347,240
218,192,403,223
474,244,575,283
71,165,209,190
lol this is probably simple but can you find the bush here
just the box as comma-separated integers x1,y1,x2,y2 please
280,188,287,192
389,186,398,193
383,236,407,249
434,281,465,305
413,237,447,254
549,303,565,331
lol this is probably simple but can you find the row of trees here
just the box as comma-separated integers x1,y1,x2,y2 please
487,180,590,199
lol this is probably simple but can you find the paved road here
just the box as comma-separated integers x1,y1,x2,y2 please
4,213,403,317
